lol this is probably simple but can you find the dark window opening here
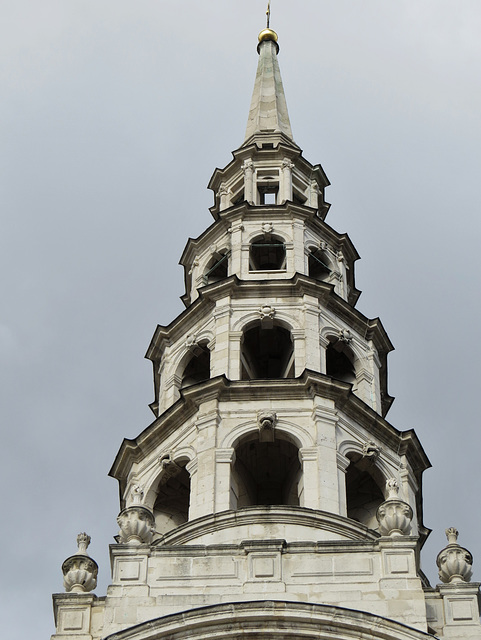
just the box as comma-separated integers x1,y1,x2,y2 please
153,463,190,535
326,340,355,384
262,143,274,149
249,237,286,271
258,185,279,205
181,344,211,388
203,252,229,285
233,436,300,507
241,324,294,379
308,248,331,280
345,455,385,530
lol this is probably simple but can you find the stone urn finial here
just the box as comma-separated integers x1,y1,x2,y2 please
117,486,155,545
376,477,413,537
436,528,473,584
62,533,98,593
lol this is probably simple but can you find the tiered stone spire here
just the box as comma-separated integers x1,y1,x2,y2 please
51,14,481,640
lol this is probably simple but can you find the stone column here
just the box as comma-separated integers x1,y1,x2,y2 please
298,447,319,509
243,159,255,204
312,404,339,514
336,452,351,517
227,220,244,276
228,330,243,379
354,368,375,409
212,299,231,378
185,458,198,521
291,329,306,377
335,251,346,298
189,403,220,519
319,334,330,373
309,180,319,209
218,183,231,211
281,158,294,203
291,218,305,274
303,296,321,373
366,347,382,413
214,448,236,512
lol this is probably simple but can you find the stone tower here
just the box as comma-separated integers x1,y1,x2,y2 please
52,24,481,640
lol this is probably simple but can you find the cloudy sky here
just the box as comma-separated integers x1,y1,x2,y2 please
1,1,481,638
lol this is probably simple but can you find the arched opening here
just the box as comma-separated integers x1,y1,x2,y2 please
153,460,191,535
241,323,294,379
181,343,211,388
232,434,301,508
326,338,355,384
249,236,286,271
308,248,331,280
203,251,229,285
345,454,385,530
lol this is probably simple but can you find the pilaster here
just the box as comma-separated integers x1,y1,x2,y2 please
438,582,481,638
212,299,232,378
312,404,340,514
214,448,236,512
298,447,319,509
303,296,321,372
190,404,220,519
51,593,95,640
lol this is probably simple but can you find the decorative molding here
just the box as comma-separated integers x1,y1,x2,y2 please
257,410,277,442
361,440,381,462
157,453,182,485
299,447,318,463
336,452,351,473
215,448,236,464
258,305,276,328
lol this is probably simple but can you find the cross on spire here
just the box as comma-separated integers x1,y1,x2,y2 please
266,1,271,28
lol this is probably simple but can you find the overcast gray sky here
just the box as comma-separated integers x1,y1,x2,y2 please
1,2,481,638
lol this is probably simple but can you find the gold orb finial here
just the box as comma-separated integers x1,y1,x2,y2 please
257,28,279,54
258,28,278,44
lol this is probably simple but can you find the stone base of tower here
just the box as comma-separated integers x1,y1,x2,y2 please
51,519,481,639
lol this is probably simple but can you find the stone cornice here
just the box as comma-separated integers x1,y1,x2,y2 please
180,200,358,269
146,273,390,363
154,505,379,546
109,371,430,494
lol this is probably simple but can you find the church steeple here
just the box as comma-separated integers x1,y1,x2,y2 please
244,26,296,147
51,14,481,640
